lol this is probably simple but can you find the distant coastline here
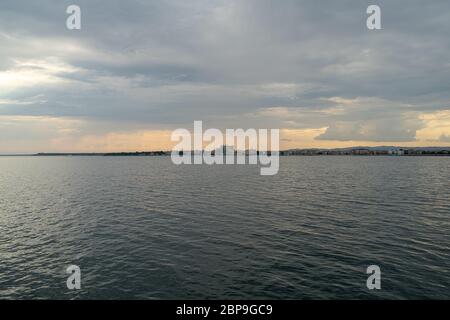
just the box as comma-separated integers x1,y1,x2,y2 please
2,146,450,157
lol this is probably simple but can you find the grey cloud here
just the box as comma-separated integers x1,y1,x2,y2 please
0,0,450,143
316,118,424,142
439,134,450,142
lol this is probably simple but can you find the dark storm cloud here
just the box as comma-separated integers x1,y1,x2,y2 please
0,0,449,141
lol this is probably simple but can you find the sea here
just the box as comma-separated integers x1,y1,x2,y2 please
0,156,449,299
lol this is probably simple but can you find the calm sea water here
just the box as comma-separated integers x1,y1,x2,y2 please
0,156,449,299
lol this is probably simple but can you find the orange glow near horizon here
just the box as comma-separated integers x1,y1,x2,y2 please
1,112,450,153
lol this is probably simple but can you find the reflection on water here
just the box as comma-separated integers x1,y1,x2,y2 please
0,156,449,299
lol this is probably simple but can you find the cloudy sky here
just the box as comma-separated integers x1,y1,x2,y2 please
1,0,450,153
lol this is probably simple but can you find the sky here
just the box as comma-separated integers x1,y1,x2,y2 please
1,0,450,153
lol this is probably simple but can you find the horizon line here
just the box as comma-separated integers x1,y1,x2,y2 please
2,145,450,156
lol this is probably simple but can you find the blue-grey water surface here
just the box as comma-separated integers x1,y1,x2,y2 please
0,156,449,299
